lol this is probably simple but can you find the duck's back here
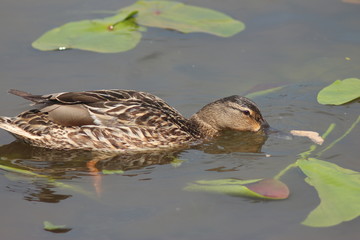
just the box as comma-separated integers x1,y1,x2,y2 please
0,90,200,152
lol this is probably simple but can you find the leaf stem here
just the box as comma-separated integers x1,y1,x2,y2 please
321,123,336,140
273,162,298,180
273,123,336,180
299,123,336,159
316,115,360,157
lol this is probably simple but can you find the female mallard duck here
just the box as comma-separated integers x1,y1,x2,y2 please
0,89,268,152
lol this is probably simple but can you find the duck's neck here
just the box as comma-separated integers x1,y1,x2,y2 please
188,113,219,139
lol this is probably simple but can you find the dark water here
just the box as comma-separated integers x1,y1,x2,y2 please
0,0,359,239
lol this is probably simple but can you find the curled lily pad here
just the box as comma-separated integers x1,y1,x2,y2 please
184,178,289,200
32,11,143,53
121,0,245,37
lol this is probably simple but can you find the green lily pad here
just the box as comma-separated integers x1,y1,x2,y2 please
32,1,245,53
121,0,245,37
43,221,72,233
184,178,289,200
298,158,360,227
32,11,143,53
317,78,360,105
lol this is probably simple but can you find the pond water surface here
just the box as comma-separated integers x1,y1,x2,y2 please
0,0,359,239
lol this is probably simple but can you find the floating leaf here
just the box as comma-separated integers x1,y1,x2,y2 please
184,178,289,200
121,0,245,37
317,78,360,105
245,178,290,199
32,1,245,53
32,11,143,53
43,221,72,233
298,158,360,227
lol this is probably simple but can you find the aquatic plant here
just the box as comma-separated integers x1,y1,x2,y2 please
32,0,245,53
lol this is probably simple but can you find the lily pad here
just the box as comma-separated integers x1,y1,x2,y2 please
184,178,289,200
32,1,245,53
298,158,360,227
121,0,245,37
317,78,360,105
32,11,142,53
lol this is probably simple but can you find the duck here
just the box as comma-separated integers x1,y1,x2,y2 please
0,89,269,152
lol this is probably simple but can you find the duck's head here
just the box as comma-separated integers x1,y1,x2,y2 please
190,95,269,137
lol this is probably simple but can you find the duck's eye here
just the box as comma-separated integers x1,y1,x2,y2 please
242,110,250,116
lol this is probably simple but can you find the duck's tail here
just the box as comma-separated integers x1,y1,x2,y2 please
8,89,46,104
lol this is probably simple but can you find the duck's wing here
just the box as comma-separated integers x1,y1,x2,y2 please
8,89,193,133
9,89,164,105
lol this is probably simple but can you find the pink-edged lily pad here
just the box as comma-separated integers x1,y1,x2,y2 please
184,178,289,200
245,178,290,200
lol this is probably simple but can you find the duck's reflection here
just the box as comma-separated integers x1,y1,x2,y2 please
198,130,268,154
0,132,267,202
0,141,181,173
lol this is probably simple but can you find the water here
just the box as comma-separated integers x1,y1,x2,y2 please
0,0,359,239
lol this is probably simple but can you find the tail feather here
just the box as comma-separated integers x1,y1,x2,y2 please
8,89,46,104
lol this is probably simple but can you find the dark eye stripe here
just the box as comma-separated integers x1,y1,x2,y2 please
229,106,251,116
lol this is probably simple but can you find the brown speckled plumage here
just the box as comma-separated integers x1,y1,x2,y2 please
0,89,268,152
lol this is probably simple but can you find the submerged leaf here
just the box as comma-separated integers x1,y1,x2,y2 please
32,11,142,53
298,158,360,227
317,78,360,105
170,158,186,168
245,86,284,99
43,221,72,233
121,0,245,37
0,164,46,178
102,169,125,175
0,163,94,198
184,178,289,200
